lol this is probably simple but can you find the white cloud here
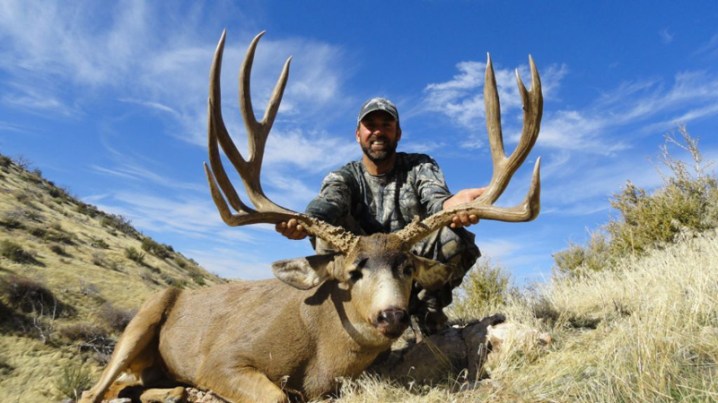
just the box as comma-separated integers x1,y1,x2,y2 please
264,129,357,173
88,190,262,244
694,33,718,58
0,0,350,154
1,83,77,116
477,238,521,260
185,247,271,279
150,33,349,149
538,110,629,154
422,60,566,137
422,57,718,161
659,28,674,45
0,0,150,87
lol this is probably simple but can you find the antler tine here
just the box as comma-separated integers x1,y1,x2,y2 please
238,31,293,211
478,54,542,205
204,31,359,253
484,54,505,181
206,30,252,215
395,54,543,246
205,31,297,226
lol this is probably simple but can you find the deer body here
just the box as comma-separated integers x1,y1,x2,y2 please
83,235,439,402
82,30,543,402
158,282,383,399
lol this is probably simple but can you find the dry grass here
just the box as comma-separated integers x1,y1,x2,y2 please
329,231,718,402
0,156,224,401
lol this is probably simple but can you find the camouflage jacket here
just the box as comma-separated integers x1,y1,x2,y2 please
305,152,453,235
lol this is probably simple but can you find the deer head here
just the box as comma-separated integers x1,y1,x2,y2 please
204,31,542,341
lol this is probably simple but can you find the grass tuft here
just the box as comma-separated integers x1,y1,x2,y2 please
0,240,40,265
54,362,94,400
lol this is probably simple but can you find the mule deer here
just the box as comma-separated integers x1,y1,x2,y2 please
80,30,542,403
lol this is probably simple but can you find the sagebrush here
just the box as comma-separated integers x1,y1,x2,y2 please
554,127,718,276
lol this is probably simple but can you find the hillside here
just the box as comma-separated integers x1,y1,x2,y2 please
0,155,225,401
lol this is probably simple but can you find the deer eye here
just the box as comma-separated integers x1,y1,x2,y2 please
402,266,413,277
349,269,363,282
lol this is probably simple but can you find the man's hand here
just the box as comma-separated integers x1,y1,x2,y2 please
275,218,309,240
443,187,486,229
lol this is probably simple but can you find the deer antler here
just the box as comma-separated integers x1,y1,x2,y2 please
396,54,543,245
204,31,358,253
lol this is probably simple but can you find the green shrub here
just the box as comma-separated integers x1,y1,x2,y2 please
90,252,108,268
54,362,93,400
124,247,145,264
450,259,511,319
0,353,13,376
1,208,43,229
97,302,135,333
0,212,24,230
13,155,31,170
49,244,70,256
162,273,187,288
0,240,38,264
59,323,108,343
76,202,100,218
553,232,613,276
191,272,206,286
141,237,172,259
0,154,11,168
90,237,109,249
1,275,63,316
47,185,70,200
44,228,76,245
139,270,157,285
101,214,139,238
29,227,47,238
25,169,43,184
59,323,115,363
554,127,718,277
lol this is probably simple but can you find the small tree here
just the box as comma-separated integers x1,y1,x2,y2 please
451,259,511,319
554,127,718,277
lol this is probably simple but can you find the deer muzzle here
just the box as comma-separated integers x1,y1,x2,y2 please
374,307,409,338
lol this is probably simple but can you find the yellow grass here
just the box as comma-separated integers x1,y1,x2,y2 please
331,230,718,402
0,160,223,400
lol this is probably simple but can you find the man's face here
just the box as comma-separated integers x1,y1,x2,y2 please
356,111,401,163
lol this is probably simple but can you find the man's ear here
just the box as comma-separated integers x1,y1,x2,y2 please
272,254,344,290
412,255,452,290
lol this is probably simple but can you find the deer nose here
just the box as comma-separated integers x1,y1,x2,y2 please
375,307,409,338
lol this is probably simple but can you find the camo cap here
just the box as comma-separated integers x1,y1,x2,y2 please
357,97,399,123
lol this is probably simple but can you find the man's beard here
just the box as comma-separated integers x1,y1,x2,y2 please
361,138,397,163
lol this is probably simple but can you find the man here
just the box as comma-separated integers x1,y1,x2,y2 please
276,97,483,335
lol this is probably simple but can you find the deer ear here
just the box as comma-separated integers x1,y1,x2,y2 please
272,254,343,290
412,255,453,290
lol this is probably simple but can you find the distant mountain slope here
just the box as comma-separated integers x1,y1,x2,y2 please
0,154,225,401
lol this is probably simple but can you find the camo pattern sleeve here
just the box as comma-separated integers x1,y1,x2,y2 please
304,162,359,226
404,154,453,216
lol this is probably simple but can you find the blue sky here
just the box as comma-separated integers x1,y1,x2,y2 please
2,1,718,284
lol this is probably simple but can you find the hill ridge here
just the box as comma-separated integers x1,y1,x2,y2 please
0,153,225,400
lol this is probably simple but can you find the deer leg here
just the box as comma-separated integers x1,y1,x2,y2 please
200,367,289,403
80,288,180,403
